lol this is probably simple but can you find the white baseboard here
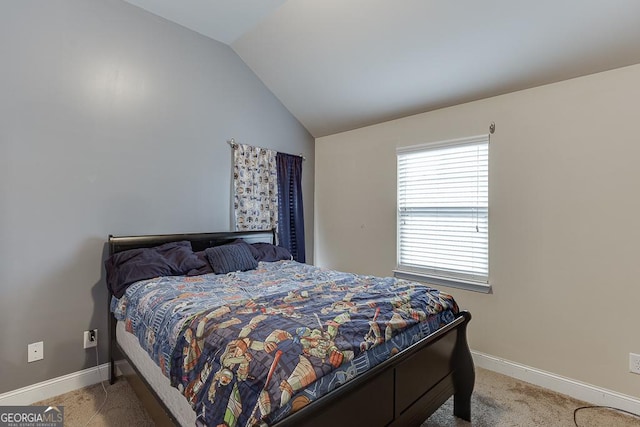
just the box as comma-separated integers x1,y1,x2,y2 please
472,350,640,415
0,361,127,406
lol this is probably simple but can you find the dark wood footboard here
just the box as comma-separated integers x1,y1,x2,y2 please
453,311,474,421
271,311,474,427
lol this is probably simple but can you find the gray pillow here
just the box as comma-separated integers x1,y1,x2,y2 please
205,244,258,274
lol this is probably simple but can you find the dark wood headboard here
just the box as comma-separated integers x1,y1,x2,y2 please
108,229,276,255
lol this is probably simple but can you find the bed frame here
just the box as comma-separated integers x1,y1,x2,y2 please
107,230,474,427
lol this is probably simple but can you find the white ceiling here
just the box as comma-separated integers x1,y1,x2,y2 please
123,0,640,138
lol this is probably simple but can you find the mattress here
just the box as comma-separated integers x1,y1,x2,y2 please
117,320,196,426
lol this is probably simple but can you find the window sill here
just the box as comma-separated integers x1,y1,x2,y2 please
393,270,491,294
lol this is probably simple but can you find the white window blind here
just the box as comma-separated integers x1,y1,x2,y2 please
396,135,489,286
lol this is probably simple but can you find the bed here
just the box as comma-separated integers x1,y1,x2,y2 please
106,230,474,427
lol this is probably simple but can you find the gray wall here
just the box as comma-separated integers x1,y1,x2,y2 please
0,0,314,393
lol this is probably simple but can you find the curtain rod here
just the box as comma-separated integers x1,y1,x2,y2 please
227,138,306,161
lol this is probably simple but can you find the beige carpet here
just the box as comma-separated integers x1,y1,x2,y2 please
425,369,639,427
34,367,639,426
33,379,153,427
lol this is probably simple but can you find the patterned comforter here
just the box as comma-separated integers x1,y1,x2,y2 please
111,260,459,427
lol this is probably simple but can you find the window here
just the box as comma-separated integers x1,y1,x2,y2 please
395,135,489,292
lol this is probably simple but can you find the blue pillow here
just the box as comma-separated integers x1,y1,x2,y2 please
251,243,293,262
205,244,258,274
228,239,261,259
186,251,214,276
105,241,206,298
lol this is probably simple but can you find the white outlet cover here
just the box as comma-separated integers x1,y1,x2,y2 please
630,353,640,374
83,330,98,349
28,341,44,363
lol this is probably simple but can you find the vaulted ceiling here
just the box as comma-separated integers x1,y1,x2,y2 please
122,0,640,137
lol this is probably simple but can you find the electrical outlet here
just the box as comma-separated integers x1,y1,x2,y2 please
630,353,640,374
83,329,98,349
28,341,44,363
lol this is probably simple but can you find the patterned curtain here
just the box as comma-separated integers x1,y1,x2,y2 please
233,144,278,231
276,152,305,263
